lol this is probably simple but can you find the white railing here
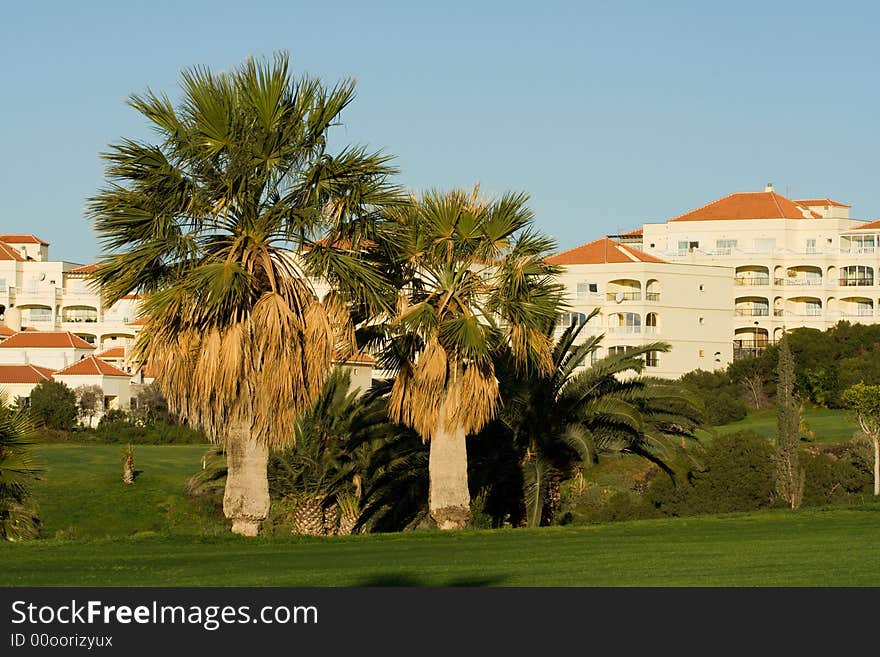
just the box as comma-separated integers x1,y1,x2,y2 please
607,326,642,335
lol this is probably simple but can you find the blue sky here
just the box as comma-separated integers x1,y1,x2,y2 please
1,1,878,263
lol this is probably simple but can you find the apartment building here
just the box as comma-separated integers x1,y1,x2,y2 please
548,237,733,378
618,184,879,359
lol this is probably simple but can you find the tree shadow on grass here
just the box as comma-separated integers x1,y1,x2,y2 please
357,572,508,587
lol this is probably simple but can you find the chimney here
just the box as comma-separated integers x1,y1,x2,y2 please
765,182,774,192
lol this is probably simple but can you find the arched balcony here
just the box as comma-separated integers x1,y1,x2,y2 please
645,279,661,301
776,265,822,287
74,333,97,345
773,296,784,317
61,305,99,323
734,296,769,317
785,296,822,317
735,266,770,287
734,327,769,359
606,279,641,302
645,312,659,335
18,304,53,325
840,297,874,317
99,333,135,350
608,312,641,335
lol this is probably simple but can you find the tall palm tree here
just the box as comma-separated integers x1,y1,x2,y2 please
381,186,562,529
88,53,402,535
473,315,704,526
0,392,41,541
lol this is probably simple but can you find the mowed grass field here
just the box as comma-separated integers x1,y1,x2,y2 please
4,422,877,587
712,406,857,444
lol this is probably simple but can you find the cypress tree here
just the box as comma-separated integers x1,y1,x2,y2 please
775,335,804,509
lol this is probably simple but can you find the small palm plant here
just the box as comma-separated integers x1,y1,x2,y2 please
0,392,42,541
121,444,135,485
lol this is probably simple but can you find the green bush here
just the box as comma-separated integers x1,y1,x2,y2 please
646,431,777,516
28,380,77,431
679,370,748,425
801,443,872,507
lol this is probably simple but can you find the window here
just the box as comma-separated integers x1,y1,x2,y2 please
576,283,597,299
677,240,689,255
699,284,704,292
0,277,5,293
559,312,587,328
608,346,628,356
805,238,817,254
645,351,660,367
699,349,705,357
754,238,776,253
699,317,705,325
26,307,51,322
715,239,737,255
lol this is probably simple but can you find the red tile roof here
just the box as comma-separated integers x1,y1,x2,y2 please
0,234,48,245
618,227,643,236
0,325,15,338
0,331,96,350
333,351,377,365
96,347,126,359
670,191,821,222
0,241,26,261
0,364,55,384
55,355,129,377
120,294,143,301
68,263,99,274
795,198,851,208
547,238,667,265
851,219,880,231
127,317,147,326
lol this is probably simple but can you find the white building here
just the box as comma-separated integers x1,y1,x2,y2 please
548,237,733,378
617,184,880,360
0,364,55,402
53,356,132,412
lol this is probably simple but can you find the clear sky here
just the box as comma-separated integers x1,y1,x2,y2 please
1,0,878,264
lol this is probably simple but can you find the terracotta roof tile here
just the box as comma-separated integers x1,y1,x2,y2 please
96,347,126,359
0,331,96,350
0,364,55,384
0,325,15,338
68,263,99,274
55,355,129,377
0,234,48,245
547,238,667,266
0,241,26,261
670,191,821,222
795,198,851,208
851,219,880,231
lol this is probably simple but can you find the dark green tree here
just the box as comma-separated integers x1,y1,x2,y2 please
28,380,77,431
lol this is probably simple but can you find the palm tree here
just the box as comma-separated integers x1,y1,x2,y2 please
88,53,402,535
381,186,562,529
473,315,704,526
0,392,41,541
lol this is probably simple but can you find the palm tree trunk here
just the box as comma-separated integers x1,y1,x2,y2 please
429,419,470,530
223,420,269,536
874,435,879,496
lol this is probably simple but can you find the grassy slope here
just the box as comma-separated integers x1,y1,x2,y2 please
29,444,223,539
2,505,879,586
714,406,857,443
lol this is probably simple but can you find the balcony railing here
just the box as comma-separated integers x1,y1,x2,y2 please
734,277,770,286
607,326,642,335
774,277,823,286
839,309,874,317
839,278,874,287
773,309,784,317
606,292,641,301
787,310,823,317
840,247,876,255
643,326,659,335
645,292,660,301
735,308,769,316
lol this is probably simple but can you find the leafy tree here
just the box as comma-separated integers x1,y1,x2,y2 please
381,186,562,529
29,380,77,431
679,369,747,425
0,393,41,540
88,53,401,535
841,383,880,495
74,384,103,427
775,336,804,509
130,382,169,424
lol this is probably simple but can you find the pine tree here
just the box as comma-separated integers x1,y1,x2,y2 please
775,336,804,509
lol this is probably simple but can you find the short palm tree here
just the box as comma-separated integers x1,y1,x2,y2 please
88,53,401,535
381,186,562,529
0,392,41,541
475,316,703,526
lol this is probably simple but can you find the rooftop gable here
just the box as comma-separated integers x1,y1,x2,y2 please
669,191,821,222
795,198,851,208
0,364,55,384
55,355,129,377
0,331,96,350
0,234,49,246
0,241,26,261
547,238,667,266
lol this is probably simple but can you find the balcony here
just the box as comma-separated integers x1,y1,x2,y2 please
774,277,823,287
645,292,660,301
734,277,770,286
607,326,642,335
735,308,769,317
840,247,876,255
839,278,874,287
733,339,774,360
773,309,784,317
606,292,641,302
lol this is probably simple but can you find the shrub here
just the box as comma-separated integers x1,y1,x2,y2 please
679,370,748,425
646,431,777,516
801,442,872,507
28,380,77,431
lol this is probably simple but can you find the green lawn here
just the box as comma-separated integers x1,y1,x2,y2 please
2,505,879,586
714,406,857,444
3,443,878,586
29,443,223,539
